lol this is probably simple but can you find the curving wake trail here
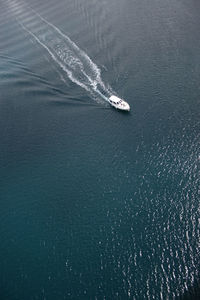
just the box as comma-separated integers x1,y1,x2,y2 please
6,0,114,103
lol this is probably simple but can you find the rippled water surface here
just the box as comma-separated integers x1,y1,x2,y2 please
0,0,200,299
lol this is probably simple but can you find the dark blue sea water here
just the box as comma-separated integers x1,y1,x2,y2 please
0,0,200,299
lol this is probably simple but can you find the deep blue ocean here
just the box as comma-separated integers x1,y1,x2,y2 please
0,0,200,299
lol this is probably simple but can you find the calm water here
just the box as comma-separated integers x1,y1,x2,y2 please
0,0,199,299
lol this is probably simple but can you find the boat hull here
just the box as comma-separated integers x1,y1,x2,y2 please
109,95,130,111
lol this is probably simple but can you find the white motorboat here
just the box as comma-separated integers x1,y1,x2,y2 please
108,95,130,111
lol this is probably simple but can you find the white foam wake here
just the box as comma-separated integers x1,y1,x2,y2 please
6,0,113,102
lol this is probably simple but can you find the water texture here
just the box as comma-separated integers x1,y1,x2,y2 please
0,0,200,299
